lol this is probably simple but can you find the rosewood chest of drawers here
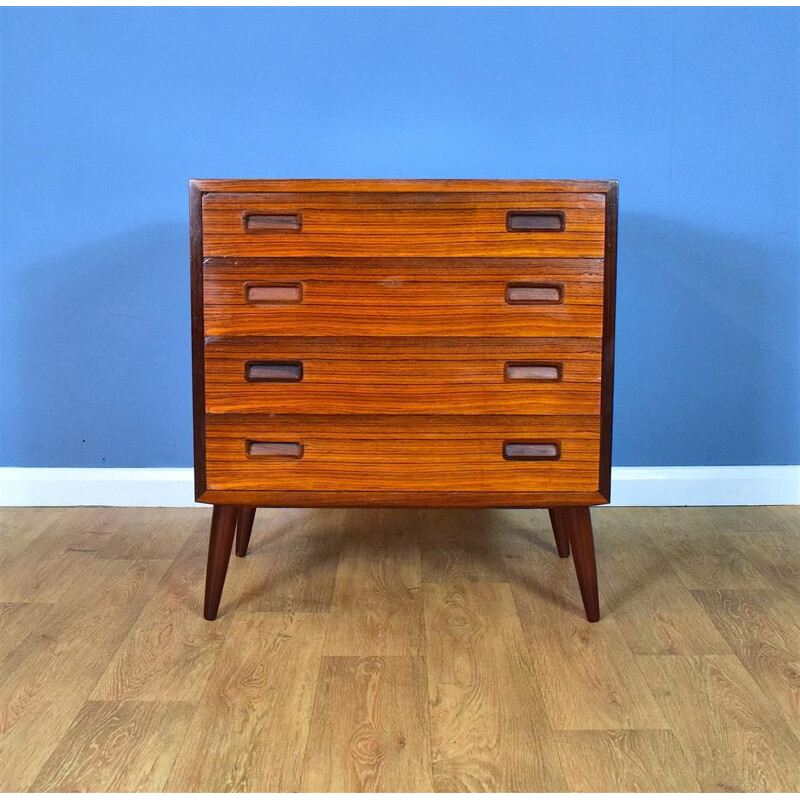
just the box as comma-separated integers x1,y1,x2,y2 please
190,179,617,622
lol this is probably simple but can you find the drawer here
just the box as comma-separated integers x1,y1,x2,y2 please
204,338,602,415
202,192,606,258
205,415,601,492
203,258,604,338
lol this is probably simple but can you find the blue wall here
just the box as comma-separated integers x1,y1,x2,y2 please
1,7,798,468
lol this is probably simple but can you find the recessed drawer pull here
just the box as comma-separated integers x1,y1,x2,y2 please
245,283,303,304
247,440,303,458
506,211,565,232
245,361,303,382
505,363,562,381
505,282,563,304
243,213,302,232
503,442,560,461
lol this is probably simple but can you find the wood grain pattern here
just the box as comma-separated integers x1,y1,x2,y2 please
0,507,106,603
238,507,342,613
502,515,668,730
0,558,169,791
30,700,194,792
192,178,616,193
198,487,609,507
301,656,433,791
420,509,510,583
205,414,601,493
553,729,700,792
202,191,605,258
205,338,601,415
0,602,52,664
190,179,617,509
90,523,248,702
641,654,800,792
0,508,64,569
165,611,326,792
203,258,603,338
1,507,798,792
424,582,567,791
323,509,423,657
595,510,733,655
692,589,800,738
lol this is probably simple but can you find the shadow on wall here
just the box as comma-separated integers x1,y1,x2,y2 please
7,222,192,467
615,213,799,466
5,211,798,468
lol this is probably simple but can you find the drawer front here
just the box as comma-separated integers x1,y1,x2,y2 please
202,192,606,258
204,338,601,415
205,415,601,492
203,258,603,338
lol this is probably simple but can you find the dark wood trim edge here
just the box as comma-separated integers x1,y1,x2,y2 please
196,489,609,508
599,181,618,500
190,180,207,499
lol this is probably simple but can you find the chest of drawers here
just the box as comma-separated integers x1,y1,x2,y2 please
191,179,617,622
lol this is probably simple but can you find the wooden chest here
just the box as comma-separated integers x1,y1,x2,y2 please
190,179,617,621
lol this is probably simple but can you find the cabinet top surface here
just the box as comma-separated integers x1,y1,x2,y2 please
191,179,617,194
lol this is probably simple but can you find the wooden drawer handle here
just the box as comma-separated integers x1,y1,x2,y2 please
503,442,560,461
245,361,303,382
243,213,302,232
245,283,303,304
506,282,563,304
505,363,562,381
506,211,565,232
247,440,303,458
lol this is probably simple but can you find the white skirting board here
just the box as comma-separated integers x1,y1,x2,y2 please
0,466,797,508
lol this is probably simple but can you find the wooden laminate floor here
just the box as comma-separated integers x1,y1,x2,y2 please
0,505,798,792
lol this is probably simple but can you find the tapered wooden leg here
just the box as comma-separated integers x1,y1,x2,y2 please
235,506,257,557
548,508,571,558
204,504,238,620
561,506,600,622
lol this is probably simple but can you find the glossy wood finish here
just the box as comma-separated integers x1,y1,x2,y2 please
191,179,617,621
198,489,609,508
548,508,571,558
205,414,600,493
556,506,600,622
203,258,603,338
202,191,606,258
203,505,237,620
192,178,617,193
205,338,600,415
234,506,256,558
3,506,798,792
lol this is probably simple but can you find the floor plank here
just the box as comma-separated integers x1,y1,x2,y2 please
0,508,109,603
727,532,800,600
323,509,423,657
95,508,200,561
0,508,64,568
239,507,342,613
693,589,800,739
595,509,732,655
659,532,775,591
641,654,800,792
301,656,433,791
554,729,700,792
420,508,510,583
0,558,170,791
503,522,668,730
91,523,247,702
165,611,326,792
424,581,566,791
0,505,797,793
30,700,195,792
0,602,53,664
